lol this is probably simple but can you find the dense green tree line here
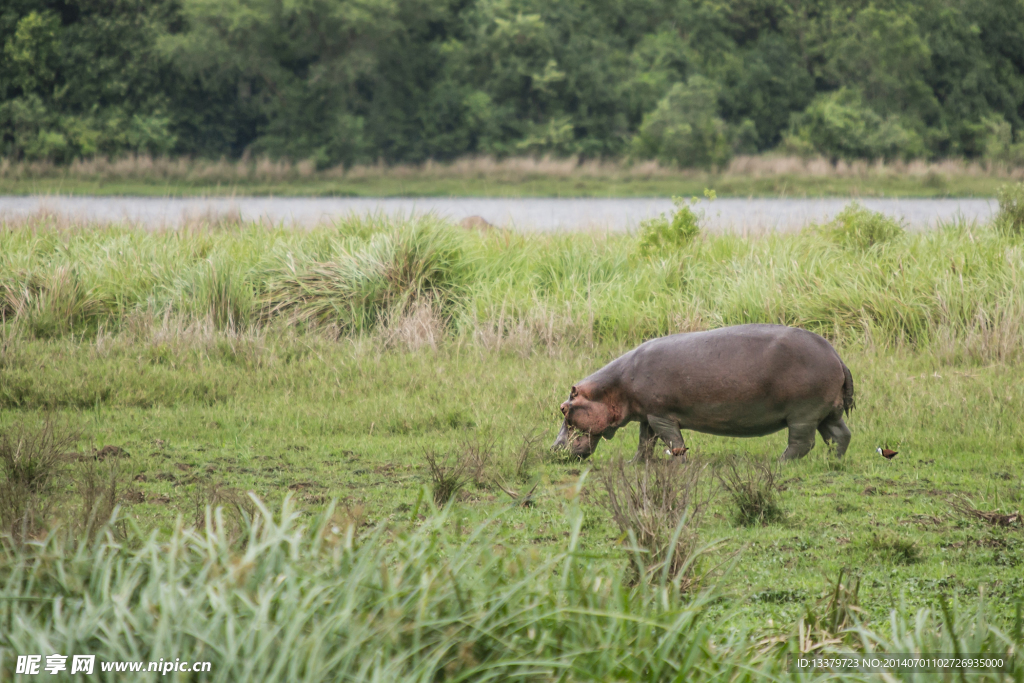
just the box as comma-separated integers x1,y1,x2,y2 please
2,0,1024,168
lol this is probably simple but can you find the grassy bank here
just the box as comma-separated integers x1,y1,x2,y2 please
2,211,1024,679
2,155,1022,198
2,205,1024,353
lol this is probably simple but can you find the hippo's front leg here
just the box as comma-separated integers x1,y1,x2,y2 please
630,421,659,463
647,415,688,458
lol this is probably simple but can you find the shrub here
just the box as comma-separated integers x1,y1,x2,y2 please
716,457,783,526
817,202,904,249
637,190,713,256
996,182,1024,237
600,457,711,587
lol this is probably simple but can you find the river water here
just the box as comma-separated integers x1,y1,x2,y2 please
0,195,997,232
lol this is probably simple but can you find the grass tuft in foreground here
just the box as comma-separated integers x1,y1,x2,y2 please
0,500,1019,681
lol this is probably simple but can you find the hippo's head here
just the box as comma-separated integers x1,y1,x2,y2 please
551,383,621,458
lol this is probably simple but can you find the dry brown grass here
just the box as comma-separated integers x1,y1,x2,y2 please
724,155,1024,180
379,300,445,351
5,153,1021,183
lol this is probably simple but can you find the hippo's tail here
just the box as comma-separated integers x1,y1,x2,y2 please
841,361,855,416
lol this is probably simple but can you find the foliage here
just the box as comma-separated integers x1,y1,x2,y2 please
636,190,713,256
0,499,739,681
816,203,905,250
632,76,734,169
423,449,470,507
802,568,864,638
0,497,1019,680
788,89,924,163
863,531,922,565
2,0,1024,165
261,219,469,332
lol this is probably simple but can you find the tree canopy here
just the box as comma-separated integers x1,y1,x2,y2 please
2,0,1023,167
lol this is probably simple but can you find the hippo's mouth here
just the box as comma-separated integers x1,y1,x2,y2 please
552,420,601,458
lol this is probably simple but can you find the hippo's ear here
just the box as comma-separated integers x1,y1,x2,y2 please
569,385,578,399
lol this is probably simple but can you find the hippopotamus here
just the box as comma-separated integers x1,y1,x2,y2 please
552,324,854,460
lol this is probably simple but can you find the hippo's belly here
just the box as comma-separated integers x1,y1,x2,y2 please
673,400,791,438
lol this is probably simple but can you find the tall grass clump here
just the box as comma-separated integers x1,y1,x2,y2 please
996,181,1024,236
422,449,470,507
262,218,471,332
716,457,784,526
174,257,256,330
0,266,104,338
600,457,712,587
0,416,76,538
816,202,905,249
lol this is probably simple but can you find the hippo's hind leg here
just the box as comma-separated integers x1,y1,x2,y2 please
647,415,688,458
781,421,817,460
817,415,852,458
630,421,659,463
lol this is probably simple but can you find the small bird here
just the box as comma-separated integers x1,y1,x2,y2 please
877,447,898,460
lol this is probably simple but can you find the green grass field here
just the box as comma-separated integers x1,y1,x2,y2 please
2,203,1023,680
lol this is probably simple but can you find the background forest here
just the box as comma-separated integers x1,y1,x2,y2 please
2,0,1024,169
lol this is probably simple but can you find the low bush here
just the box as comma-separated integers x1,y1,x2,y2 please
636,191,713,256
817,202,905,249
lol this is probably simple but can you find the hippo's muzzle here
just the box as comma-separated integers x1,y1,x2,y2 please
551,419,601,458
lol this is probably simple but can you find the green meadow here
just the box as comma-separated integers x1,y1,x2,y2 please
2,194,1024,680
